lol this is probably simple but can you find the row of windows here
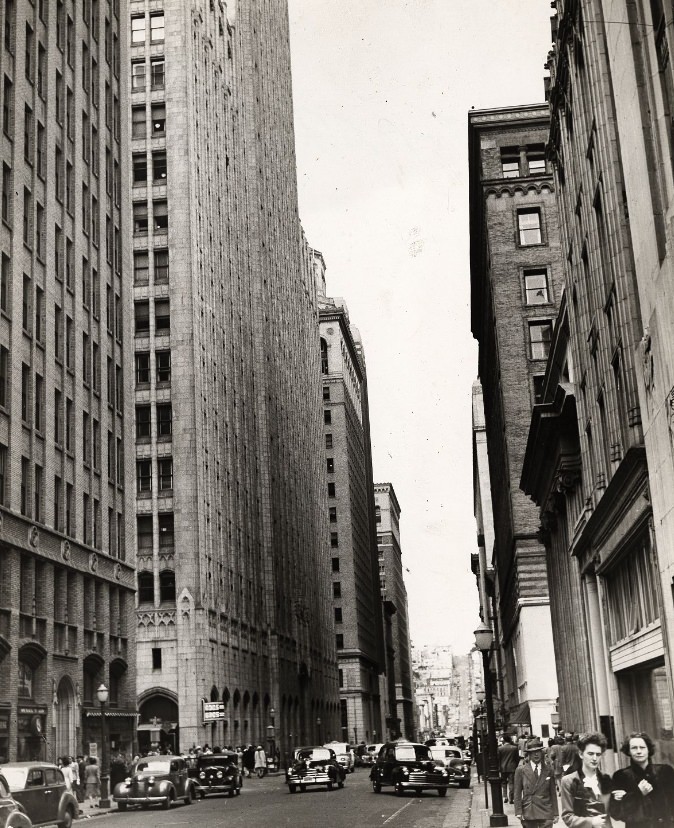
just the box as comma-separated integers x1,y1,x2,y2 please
133,200,168,234
132,104,166,139
132,151,167,185
131,12,164,44
130,58,165,91
134,298,170,334
501,144,547,179
136,512,174,549
137,569,174,604
135,350,171,384
134,249,168,284
136,457,173,494
136,403,172,439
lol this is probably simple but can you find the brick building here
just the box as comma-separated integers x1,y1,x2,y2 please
128,0,338,753
374,483,415,740
521,0,674,767
469,104,563,736
314,251,384,748
0,0,137,760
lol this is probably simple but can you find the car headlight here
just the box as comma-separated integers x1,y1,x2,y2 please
463,765,469,772
216,772,222,779
124,777,131,785
147,776,155,785
199,772,205,779
401,767,409,776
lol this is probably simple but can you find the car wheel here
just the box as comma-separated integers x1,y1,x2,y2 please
288,784,296,794
395,782,405,797
438,788,447,797
184,786,193,805
338,779,344,789
327,781,333,791
117,803,128,812
299,784,306,793
459,779,470,789
162,795,171,810
59,805,75,828
372,780,381,794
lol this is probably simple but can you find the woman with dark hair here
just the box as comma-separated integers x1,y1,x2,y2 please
560,732,612,827
609,731,674,827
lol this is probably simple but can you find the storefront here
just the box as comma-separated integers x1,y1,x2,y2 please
17,704,48,762
0,705,10,763
82,709,137,762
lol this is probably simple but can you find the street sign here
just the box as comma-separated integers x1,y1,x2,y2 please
202,700,225,723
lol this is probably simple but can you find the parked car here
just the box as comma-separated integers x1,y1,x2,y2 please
361,744,384,766
322,742,355,774
113,756,195,810
189,752,242,798
0,763,78,828
0,774,32,828
428,746,471,788
370,740,450,797
285,747,346,793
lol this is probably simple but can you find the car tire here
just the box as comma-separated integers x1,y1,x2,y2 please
288,785,296,794
162,795,171,810
327,782,333,791
438,788,447,797
372,780,381,794
59,805,75,828
459,780,470,789
338,779,344,789
299,784,306,793
184,786,193,805
117,803,128,812
395,782,405,797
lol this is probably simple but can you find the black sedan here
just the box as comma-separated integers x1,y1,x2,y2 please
285,747,346,793
189,753,242,798
370,741,450,796
0,774,32,828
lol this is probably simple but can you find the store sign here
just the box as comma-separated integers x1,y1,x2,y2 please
202,701,225,723
18,706,47,717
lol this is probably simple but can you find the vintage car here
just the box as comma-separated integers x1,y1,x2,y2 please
0,774,32,828
285,747,346,793
361,743,384,766
0,764,77,828
429,746,471,788
189,752,242,798
113,756,196,810
322,742,355,774
370,741,450,796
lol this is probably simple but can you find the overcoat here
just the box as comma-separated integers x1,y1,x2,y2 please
609,762,674,827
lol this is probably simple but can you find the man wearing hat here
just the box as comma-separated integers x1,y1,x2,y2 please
514,737,559,827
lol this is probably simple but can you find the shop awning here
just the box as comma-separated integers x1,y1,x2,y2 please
508,702,530,725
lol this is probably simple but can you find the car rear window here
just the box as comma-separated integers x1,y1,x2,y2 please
136,759,171,773
1,767,28,790
394,745,432,762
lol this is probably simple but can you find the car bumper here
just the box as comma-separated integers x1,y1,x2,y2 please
287,774,332,786
116,795,168,805
400,780,449,790
197,784,236,794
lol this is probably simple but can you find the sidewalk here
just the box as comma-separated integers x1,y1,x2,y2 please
468,776,517,828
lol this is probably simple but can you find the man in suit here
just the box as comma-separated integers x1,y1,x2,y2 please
514,737,559,827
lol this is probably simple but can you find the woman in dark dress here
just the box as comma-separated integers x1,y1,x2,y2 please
609,731,674,827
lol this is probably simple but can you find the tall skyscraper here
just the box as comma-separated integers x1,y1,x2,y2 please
128,0,338,753
375,482,415,740
314,251,384,748
0,0,136,761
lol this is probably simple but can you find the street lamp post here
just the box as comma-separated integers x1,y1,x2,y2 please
267,707,276,770
96,683,111,808
474,623,508,827
316,717,321,745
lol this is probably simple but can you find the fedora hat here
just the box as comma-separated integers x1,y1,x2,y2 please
524,738,545,752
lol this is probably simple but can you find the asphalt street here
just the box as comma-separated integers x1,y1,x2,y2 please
87,768,472,828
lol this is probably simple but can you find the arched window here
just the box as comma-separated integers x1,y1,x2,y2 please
137,571,154,603
320,338,328,375
159,570,175,603
18,662,33,698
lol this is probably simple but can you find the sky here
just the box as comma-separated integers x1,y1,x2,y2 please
287,1,554,653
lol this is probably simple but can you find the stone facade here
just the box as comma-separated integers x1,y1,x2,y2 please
129,0,338,755
0,0,137,761
520,0,674,767
469,105,562,737
315,252,385,747
374,483,415,740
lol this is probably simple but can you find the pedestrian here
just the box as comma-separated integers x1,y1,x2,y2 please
609,731,674,827
548,736,565,792
560,732,580,776
61,757,74,792
254,745,267,778
514,737,559,828
560,731,612,827
84,756,101,802
68,756,81,802
243,744,255,778
498,733,521,804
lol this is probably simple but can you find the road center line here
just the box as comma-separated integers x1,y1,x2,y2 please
382,800,415,824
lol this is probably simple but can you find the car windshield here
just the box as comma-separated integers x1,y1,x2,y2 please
0,768,28,790
394,745,432,762
197,756,234,768
296,748,331,762
135,759,171,773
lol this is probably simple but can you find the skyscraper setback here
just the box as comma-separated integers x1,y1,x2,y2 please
129,0,338,753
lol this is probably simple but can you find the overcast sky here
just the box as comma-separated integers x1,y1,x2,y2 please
287,1,554,653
